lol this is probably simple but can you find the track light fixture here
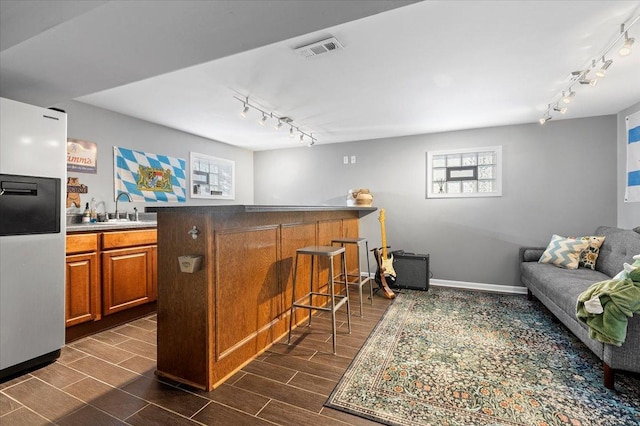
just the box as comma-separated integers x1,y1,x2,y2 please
240,103,249,117
539,114,551,125
540,16,638,125
579,77,598,87
539,104,552,125
596,58,613,78
553,105,567,114
562,90,575,103
619,31,634,56
235,96,317,146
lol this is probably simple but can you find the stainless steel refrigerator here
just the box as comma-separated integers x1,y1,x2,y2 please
0,97,67,379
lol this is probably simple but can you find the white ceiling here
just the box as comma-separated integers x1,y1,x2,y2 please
2,1,640,151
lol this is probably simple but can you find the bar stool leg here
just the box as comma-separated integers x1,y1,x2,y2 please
355,242,364,317
307,254,315,327
365,240,374,305
287,252,300,345
329,256,337,354
343,250,351,334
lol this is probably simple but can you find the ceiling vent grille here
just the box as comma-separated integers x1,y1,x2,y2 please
294,37,344,58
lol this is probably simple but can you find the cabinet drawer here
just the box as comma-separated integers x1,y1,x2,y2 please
102,229,157,250
66,233,98,254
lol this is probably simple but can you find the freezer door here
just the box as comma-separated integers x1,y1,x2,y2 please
0,174,61,236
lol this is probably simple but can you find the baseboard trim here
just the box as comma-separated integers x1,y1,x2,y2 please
364,273,527,295
431,279,528,295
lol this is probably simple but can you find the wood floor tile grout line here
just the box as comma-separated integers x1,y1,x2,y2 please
234,370,335,399
1,304,392,424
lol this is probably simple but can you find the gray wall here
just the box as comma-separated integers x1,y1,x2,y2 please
617,101,640,229
254,116,618,287
56,101,254,215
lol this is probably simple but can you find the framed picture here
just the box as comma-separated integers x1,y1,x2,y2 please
190,152,235,199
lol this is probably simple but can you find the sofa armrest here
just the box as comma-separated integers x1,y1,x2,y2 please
519,247,546,262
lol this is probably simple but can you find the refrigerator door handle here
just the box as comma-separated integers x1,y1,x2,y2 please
1,180,38,196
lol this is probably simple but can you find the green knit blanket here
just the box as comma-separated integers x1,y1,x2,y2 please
576,267,640,346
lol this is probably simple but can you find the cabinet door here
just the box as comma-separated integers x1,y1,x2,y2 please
102,246,154,315
66,252,100,327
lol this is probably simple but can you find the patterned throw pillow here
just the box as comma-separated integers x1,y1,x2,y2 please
538,234,590,269
574,236,605,270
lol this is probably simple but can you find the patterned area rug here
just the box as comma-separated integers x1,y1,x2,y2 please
325,287,640,425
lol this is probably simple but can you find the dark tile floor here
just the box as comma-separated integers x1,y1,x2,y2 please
1,291,393,425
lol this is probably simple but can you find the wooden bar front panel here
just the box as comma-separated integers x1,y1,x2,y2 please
155,208,365,390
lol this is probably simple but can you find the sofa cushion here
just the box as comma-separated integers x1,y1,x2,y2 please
593,226,640,277
538,235,590,269
521,262,610,319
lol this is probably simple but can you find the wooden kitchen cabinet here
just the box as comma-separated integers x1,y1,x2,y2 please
102,245,155,315
101,229,157,316
65,228,157,338
65,234,100,327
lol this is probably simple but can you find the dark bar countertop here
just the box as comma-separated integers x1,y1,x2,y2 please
146,204,377,218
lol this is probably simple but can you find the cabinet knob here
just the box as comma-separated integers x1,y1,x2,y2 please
188,225,199,240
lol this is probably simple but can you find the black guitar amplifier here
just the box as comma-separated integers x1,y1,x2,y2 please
390,251,429,291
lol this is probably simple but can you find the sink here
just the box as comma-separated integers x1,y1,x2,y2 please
66,220,157,232
66,212,156,227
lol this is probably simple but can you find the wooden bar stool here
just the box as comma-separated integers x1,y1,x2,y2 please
287,245,351,355
331,237,374,317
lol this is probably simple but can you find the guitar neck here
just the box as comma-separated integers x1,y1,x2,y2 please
379,210,388,259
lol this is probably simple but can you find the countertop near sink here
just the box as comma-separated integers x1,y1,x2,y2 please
67,221,157,233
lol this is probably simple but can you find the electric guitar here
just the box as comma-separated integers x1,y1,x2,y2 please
374,209,396,299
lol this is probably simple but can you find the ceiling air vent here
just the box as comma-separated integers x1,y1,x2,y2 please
294,37,344,58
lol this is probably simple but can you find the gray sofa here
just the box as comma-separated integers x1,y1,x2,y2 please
520,225,640,389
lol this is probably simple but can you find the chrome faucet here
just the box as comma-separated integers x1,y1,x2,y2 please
115,192,132,220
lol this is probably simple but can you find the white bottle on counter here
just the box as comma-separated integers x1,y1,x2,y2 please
89,198,97,223
82,202,90,223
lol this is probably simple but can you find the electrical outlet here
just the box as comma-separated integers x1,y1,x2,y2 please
343,156,349,164
351,155,356,164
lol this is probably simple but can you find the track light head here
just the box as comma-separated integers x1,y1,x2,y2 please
562,90,576,104
596,58,613,77
274,119,282,130
299,133,304,143
240,104,249,117
579,77,598,87
289,126,294,138
539,115,551,125
258,113,267,125
619,32,634,56
553,105,567,114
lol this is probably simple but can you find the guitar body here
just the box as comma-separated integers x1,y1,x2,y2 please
373,248,396,299
374,251,396,286
380,252,396,279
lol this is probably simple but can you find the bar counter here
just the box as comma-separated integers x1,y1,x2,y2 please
149,205,376,390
